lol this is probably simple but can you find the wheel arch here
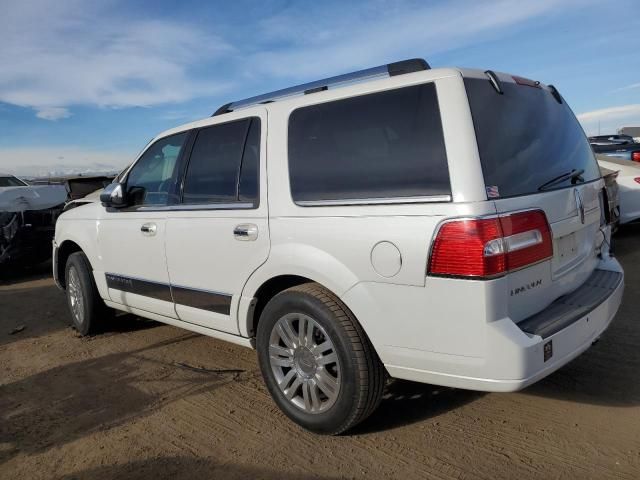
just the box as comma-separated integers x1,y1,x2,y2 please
239,243,361,339
56,239,85,289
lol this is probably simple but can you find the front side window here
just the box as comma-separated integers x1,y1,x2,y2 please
126,132,188,206
288,83,450,203
182,117,260,206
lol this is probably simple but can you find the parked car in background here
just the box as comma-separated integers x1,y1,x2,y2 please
597,155,640,225
590,138,640,163
588,134,636,146
600,166,620,231
0,174,114,267
1,173,67,266
54,59,623,434
62,176,115,212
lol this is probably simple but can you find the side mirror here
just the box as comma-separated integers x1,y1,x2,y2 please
100,182,127,208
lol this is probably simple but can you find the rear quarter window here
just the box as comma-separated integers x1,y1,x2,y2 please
288,83,450,203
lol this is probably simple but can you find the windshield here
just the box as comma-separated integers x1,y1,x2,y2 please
0,176,27,187
464,77,601,198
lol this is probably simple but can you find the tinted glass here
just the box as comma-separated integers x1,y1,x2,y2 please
288,83,450,203
182,118,259,205
0,176,27,187
465,78,600,198
126,132,187,206
238,118,260,203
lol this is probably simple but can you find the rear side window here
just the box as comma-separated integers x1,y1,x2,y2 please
288,83,450,203
465,78,601,198
182,118,260,206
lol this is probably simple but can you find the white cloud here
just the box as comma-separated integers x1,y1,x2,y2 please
577,104,640,135
0,0,585,122
249,0,580,80
0,1,232,120
35,107,71,121
0,146,134,177
610,82,640,93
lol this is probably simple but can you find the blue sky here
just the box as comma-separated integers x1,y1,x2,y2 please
0,0,638,176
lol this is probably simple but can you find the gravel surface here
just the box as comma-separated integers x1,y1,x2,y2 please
1,228,639,479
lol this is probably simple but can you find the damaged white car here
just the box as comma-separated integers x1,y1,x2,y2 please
0,174,67,266
1,174,112,266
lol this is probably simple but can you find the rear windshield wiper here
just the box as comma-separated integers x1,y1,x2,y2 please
537,169,585,191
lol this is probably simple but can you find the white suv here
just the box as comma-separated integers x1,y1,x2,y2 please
53,59,624,434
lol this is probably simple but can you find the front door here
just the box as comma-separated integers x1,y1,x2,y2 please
98,131,189,317
165,112,269,333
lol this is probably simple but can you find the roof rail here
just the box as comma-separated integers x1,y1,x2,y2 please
212,58,430,116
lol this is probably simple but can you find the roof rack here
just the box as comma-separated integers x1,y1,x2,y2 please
212,58,430,116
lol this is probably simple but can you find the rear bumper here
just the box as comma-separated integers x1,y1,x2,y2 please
343,257,624,392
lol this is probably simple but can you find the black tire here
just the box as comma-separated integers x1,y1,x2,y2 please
256,282,385,435
64,252,111,335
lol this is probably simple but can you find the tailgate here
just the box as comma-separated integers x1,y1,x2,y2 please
462,71,606,324
493,180,603,323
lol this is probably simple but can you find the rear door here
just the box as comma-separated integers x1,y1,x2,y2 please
165,111,269,334
464,73,604,322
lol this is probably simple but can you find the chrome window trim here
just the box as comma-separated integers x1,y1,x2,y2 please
295,195,452,207
136,202,255,212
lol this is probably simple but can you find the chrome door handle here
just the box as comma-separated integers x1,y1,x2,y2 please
233,223,258,241
140,223,157,236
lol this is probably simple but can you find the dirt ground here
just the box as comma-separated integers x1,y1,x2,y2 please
1,229,639,480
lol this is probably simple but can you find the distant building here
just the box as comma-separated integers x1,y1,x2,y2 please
617,126,640,139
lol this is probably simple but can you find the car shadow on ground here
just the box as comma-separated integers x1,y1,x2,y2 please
0,334,239,464
0,259,52,285
0,271,161,347
1,281,69,347
353,379,484,434
55,456,344,480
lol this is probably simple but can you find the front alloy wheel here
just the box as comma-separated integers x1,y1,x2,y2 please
67,265,85,326
64,252,111,335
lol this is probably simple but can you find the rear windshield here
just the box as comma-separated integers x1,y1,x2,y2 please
464,77,600,198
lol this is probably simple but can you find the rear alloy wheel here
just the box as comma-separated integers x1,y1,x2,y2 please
257,283,385,435
269,312,341,414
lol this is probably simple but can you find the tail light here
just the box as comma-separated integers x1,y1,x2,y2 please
632,151,640,162
634,177,640,184
428,210,553,279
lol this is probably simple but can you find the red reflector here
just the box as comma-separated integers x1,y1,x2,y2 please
512,75,541,88
632,151,640,162
428,210,553,279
